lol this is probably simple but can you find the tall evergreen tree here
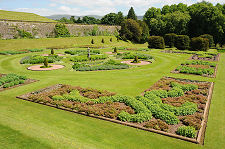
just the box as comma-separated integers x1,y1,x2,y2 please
127,7,137,20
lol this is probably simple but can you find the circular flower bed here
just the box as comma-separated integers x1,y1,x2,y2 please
121,60,151,65
27,64,64,71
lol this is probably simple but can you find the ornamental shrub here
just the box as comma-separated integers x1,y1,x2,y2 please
101,38,105,43
148,36,165,49
110,38,113,42
51,49,55,55
164,33,177,48
175,35,190,50
44,58,48,67
54,24,70,37
191,37,209,51
176,126,196,138
91,39,94,44
199,34,214,47
17,29,33,39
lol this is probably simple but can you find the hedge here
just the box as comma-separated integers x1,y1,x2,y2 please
191,37,209,51
199,34,214,47
148,36,165,49
164,33,177,48
175,35,190,50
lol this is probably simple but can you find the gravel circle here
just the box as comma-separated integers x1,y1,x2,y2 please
27,64,65,71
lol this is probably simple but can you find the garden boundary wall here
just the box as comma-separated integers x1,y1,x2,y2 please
0,19,120,39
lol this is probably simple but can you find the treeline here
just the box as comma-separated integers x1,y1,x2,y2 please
57,1,225,45
119,1,225,45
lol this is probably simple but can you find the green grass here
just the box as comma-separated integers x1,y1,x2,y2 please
0,10,56,22
0,37,224,149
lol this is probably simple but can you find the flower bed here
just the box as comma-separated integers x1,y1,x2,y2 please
117,52,153,60
173,60,217,77
0,73,37,92
20,55,62,64
72,59,129,71
17,77,213,144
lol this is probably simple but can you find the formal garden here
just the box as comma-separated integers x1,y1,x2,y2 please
1,1,225,149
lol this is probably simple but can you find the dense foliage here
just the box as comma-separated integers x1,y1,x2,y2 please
164,33,177,48
54,24,70,37
175,35,190,50
176,126,196,138
191,37,209,51
148,36,165,49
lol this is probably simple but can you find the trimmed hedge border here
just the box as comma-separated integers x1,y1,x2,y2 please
16,77,214,145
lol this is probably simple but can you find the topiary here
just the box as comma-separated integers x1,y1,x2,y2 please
132,56,139,63
164,33,177,48
148,36,165,49
191,37,209,51
51,49,55,55
175,35,190,50
113,47,118,53
91,39,94,44
199,34,214,47
101,38,105,43
44,58,48,68
110,38,113,42
54,24,70,37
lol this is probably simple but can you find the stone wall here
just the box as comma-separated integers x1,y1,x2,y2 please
0,20,120,39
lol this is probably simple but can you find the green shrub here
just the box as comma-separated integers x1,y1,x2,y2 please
70,55,107,62
28,49,44,52
181,60,216,67
21,55,62,64
17,29,33,39
54,24,70,37
164,33,177,48
120,52,153,60
110,38,113,42
199,34,214,47
176,65,214,76
167,87,184,97
191,37,209,51
65,49,100,55
51,49,55,55
175,35,190,50
0,51,28,55
44,58,48,67
101,38,105,43
148,36,165,49
91,39,94,44
176,126,196,138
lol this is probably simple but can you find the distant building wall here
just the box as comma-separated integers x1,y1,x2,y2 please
0,20,120,39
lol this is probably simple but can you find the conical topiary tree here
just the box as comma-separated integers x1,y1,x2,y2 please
51,49,54,55
113,47,118,53
132,56,139,63
101,38,105,43
91,39,94,44
110,38,113,42
44,58,48,67
127,7,137,20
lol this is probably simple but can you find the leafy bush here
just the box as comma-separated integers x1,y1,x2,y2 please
54,24,70,37
167,87,184,97
199,34,214,47
164,33,177,48
191,37,209,51
101,38,105,43
175,35,190,50
176,126,196,138
17,29,33,39
148,36,165,49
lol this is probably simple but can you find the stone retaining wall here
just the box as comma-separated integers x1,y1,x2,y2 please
0,20,120,39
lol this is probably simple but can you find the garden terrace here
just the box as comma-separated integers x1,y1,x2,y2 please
173,60,217,77
0,73,37,91
17,76,213,144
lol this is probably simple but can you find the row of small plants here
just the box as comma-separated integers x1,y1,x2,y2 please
72,59,129,71
20,55,62,64
0,74,27,88
65,49,101,55
175,60,216,77
0,49,44,55
117,52,153,60
70,54,108,62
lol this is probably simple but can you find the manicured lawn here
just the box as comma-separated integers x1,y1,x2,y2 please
0,37,224,149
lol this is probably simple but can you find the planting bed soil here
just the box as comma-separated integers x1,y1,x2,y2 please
16,77,213,144
0,74,37,92
189,54,220,61
121,60,151,65
172,60,217,78
27,64,64,71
